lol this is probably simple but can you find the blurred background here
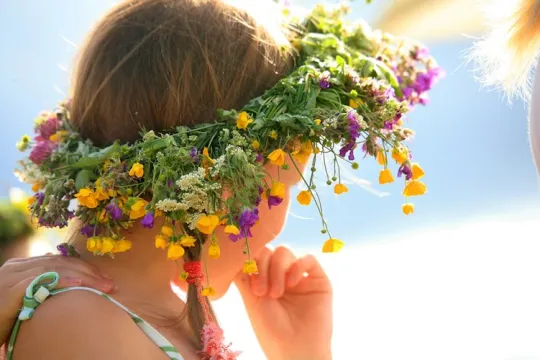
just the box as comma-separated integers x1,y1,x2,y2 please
1,0,540,359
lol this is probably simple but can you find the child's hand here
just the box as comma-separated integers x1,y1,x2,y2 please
234,245,333,360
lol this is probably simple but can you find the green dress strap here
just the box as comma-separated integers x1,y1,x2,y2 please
6,272,184,360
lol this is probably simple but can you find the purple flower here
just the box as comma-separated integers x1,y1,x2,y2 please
398,163,413,180
34,192,45,205
189,147,199,164
29,140,56,165
413,47,429,60
57,243,69,256
339,110,361,160
268,195,283,209
256,153,264,163
229,208,259,242
167,179,173,188
141,213,155,229
105,202,123,220
37,116,60,140
80,224,97,237
319,71,331,89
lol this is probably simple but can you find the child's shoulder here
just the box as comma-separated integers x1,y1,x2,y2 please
11,289,168,360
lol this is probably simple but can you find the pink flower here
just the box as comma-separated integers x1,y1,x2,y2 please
29,140,56,165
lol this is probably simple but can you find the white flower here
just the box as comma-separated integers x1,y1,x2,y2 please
155,199,188,212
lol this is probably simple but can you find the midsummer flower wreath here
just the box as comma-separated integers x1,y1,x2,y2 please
15,2,442,357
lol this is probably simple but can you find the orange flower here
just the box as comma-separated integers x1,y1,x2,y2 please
411,163,425,180
392,147,409,164
402,203,414,215
378,168,394,184
296,190,312,205
322,238,344,253
403,180,427,197
167,243,185,260
334,183,348,195
267,149,286,166
196,214,220,234
270,182,285,199
155,235,168,249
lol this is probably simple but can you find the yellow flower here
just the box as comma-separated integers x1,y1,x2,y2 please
161,226,174,237
101,237,115,254
251,140,260,150
49,130,69,143
28,196,36,205
334,183,348,195
208,243,220,259
129,162,144,178
402,203,414,215
113,239,132,253
243,260,258,274
107,189,117,197
403,180,427,197
267,149,286,166
196,214,220,234
128,199,147,220
202,147,215,167
296,190,312,205
75,188,99,209
392,147,409,164
155,235,168,249
95,187,109,201
97,209,108,223
236,111,253,130
154,209,164,217
270,181,285,199
291,141,313,164
269,130,278,139
322,238,344,253
376,151,386,166
314,119,322,125
411,163,425,180
167,243,185,260
313,147,320,154
224,225,240,235
201,287,216,296
31,183,42,193
379,168,395,184
86,237,102,253
349,98,360,108
180,235,196,247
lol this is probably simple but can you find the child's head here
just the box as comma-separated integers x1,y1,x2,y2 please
68,0,296,344
71,0,291,146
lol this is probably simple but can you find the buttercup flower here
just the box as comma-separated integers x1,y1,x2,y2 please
129,162,144,178
270,182,285,198
129,199,148,219
379,168,395,184
376,151,386,166
180,235,196,247
101,237,115,254
291,141,313,164
251,140,260,150
243,260,258,274
267,149,286,166
392,147,409,164
236,111,253,130
322,238,344,253
224,225,240,235
161,226,174,237
167,243,185,260
209,243,220,259
196,214,220,234
403,180,427,196
402,203,414,215
75,188,99,209
411,163,425,179
155,235,168,249
95,188,110,201
113,239,132,253
334,183,348,194
269,130,278,139
87,237,102,253
296,190,312,205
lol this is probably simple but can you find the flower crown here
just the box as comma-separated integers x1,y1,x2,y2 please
16,4,442,280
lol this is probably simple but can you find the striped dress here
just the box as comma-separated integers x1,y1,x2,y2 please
6,272,184,360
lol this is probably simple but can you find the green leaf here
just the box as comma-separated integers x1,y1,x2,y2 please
75,170,92,190
72,156,103,169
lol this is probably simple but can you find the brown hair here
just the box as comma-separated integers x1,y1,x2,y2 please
70,0,291,346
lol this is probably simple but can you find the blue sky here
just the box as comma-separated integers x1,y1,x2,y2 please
1,0,538,247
